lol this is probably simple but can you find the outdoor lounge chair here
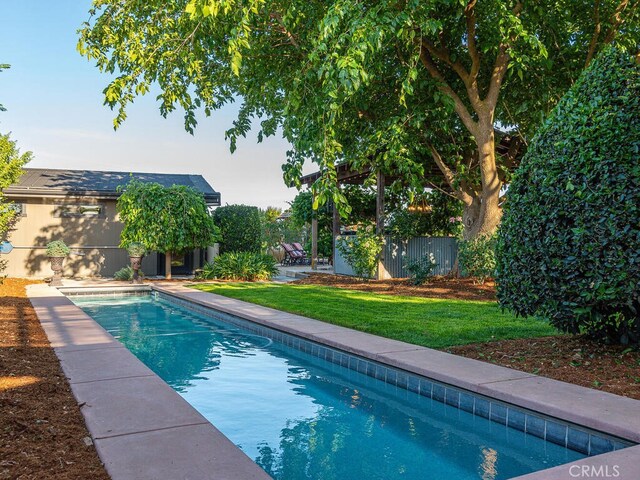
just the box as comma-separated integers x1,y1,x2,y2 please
281,243,305,265
292,242,307,257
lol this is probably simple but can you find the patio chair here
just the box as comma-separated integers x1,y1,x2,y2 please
292,242,310,265
292,242,307,256
281,243,305,265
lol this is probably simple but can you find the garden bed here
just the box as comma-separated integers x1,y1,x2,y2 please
0,279,108,480
293,273,496,301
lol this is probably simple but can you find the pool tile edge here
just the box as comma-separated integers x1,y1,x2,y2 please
157,284,640,443
26,284,272,480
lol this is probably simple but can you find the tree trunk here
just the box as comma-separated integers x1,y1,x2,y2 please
462,126,503,240
165,252,172,279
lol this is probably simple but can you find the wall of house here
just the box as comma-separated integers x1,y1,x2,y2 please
2,196,158,278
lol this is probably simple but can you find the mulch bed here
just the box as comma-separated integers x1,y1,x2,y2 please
293,273,497,301
295,273,640,400
448,337,640,400
0,278,109,480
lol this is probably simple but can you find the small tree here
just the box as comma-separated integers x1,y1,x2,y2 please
212,204,262,254
336,226,384,280
497,47,640,344
0,133,31,275
117,179,220,279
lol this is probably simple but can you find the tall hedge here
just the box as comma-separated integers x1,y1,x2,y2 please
212,204,262,254
496,47,640,344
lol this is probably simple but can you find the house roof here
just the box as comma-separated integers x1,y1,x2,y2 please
4,168,221,205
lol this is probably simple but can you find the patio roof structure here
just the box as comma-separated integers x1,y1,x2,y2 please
298,133,522,279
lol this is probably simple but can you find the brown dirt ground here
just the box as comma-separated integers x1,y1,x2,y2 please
0,278,109,480
294,273,497,301
296,273,640,400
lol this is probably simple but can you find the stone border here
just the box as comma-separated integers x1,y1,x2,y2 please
27,284,270,480
153,284,640,480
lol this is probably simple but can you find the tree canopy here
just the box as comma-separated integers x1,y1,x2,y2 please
117,179,220,277
79,1,640,239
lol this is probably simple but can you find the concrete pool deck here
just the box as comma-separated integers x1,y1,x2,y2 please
27,282,640,480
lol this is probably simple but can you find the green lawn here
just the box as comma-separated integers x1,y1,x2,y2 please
191,283,557,349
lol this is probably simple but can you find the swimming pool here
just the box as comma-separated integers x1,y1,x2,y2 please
72,293,589,480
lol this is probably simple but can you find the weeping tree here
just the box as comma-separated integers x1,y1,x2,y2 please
117,179,220,279
79,0,640,239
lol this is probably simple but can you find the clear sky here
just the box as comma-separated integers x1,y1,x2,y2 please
0,1,305,209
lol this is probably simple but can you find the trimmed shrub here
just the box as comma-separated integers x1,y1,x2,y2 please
336,226,384,279
212,205,262,254
126,242,146,257
46,240,70,257
405,252,437,285
114,266,145,281
458,234,496,284
496,47,640,344
197,252,278,281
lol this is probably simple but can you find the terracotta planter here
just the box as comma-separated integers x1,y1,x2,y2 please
129,255,143,284
48,256,65,287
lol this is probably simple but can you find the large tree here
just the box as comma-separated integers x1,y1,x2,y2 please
117,179,220,279
79,1,640,238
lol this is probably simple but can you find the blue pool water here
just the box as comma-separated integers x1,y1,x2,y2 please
73,294,585,480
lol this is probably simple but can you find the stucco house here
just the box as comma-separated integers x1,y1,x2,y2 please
2,168,221,278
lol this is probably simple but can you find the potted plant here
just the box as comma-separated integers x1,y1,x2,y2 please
46,240,70,287
126,242,146,284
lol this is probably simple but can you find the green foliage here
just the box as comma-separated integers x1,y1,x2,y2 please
289,191,333,258
405,253,437,286
0,133,31,273
0,64,9,112
497,47,640,345
117,179,220,255
458,235,496,284
197,252,278,281
78,0,639,240
259,206,303,251
336,226,384,279
114,265,145,281
126,242,146,257
387,191,463,239
192,283,558,349
46,240,71,257
212,204,262,254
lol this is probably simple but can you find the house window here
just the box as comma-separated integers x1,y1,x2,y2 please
54,203,106,218
10,203,26,217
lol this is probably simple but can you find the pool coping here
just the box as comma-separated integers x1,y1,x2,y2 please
27,282,640,480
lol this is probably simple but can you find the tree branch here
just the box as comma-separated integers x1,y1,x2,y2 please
421,39,469,82
269,11,300,49
585,0,601,67
465,0,480,81
419,46,478,134
484,44,510,116
427,142,474,206
484,2,523,114
604,0,640,43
